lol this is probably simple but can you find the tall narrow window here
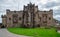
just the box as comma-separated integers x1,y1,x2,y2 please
9,18,11,20
49,17,51,20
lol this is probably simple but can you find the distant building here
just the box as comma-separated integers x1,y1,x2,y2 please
1,3,54,28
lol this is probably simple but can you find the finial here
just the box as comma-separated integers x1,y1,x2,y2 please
30,2,32,5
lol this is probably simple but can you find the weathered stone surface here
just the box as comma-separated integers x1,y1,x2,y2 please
1,3,53,28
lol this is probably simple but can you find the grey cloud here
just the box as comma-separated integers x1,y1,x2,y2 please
54,17,60,21
54,10,60,15
41,1,60,8
53,9,60,21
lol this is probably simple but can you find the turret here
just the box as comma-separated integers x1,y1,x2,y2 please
6,9,10,14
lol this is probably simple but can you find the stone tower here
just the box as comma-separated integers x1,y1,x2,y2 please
22,2,40,28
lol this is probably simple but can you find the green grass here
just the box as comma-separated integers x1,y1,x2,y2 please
7,28,60,37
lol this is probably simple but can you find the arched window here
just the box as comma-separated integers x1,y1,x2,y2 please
49,17,51,20
9,18,11,20
13,14,18,23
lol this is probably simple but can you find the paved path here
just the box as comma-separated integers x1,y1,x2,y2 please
0,28,30,37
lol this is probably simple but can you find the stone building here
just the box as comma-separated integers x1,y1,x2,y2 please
1,3,53,28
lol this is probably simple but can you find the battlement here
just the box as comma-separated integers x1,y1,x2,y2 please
38,9,53,12
6,9,10,12
1,15,7,18
2,3,54,28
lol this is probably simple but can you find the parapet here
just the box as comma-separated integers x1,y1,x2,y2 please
1,15,7,18
6,9,10,12
49,9,53,12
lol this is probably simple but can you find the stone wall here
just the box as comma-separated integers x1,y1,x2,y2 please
1,3,54,28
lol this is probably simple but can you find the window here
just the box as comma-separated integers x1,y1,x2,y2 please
9,18,11,20
49,17,51,20
43,14,47,17
13,14,18,23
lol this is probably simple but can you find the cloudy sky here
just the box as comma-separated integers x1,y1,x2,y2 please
0,0,60,23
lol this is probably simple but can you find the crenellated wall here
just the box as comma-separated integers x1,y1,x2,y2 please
1,3,54,28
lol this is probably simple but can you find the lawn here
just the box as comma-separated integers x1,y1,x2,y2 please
7,28,60,37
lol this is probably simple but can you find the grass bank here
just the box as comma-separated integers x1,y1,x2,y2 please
7,28,60,37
